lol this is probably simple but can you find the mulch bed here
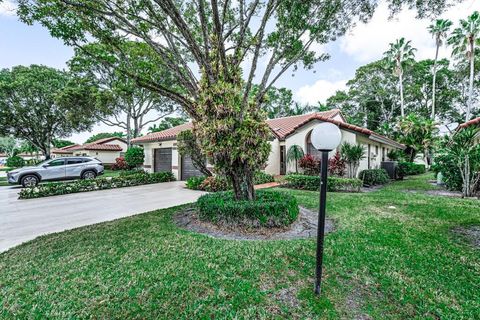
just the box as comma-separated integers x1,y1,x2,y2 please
451,226,480,249
174,206,335,240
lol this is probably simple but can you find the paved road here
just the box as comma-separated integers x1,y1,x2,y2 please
0,182,206,252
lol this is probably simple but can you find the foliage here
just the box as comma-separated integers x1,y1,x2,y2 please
177,130,211,176
284,174,362,192
0,136,19,157
85,132,124,143
359,169,390,186
431,153,463,191
19,171,175,199
148,117,188,133
186,176,206,190
111,157,129,171
397,162,426,177
52,139,75,148
6,155,25,168
387,149,403,161
341,142,366,178
286,145,304,173
187,171,274,191
124,147,144,168
253,171,275,185
298,154,319,176
0,65,104,159
398,114,438,164
250,85,309,119
328,151,346,177
17,0,452,201
196,189,299,228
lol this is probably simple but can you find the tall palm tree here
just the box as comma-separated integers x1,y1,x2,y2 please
448,11,480,122
428,19,452,120
286,145,304,173
384,38,417,118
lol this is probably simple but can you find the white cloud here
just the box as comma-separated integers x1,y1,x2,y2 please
0,0,17,17
296,79,347,104
339,0,479,63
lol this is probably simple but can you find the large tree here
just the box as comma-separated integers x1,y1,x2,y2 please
428,18,452,119
68,42,178,146
17,0,457,200
448,11,480,122
148,117,189,133
0,65,103,159
384,38,417,118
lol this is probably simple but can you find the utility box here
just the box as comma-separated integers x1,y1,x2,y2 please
381,161,397,179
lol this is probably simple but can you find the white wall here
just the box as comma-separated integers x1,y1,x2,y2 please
264,139,280,175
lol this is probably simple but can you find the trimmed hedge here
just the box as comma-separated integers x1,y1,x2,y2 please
398,162,426,176
186,171,275,191
6,156,25,168
186,176,207,190
19,171,175,199
196,189,299,228
359,169,389,186
284,174,362,192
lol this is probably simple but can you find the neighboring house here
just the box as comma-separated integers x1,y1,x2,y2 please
51,144,80,158
459,117,480,144
0,152,44,162
131,110,405,180
67,137,128,165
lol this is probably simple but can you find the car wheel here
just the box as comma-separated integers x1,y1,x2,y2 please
82,170,96,180
21,175,39,188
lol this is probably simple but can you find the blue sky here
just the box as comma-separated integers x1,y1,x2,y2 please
1,0,478,143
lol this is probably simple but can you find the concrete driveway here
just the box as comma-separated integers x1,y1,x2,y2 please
0,181,206,253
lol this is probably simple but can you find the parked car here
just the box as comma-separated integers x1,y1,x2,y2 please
7,157,104,187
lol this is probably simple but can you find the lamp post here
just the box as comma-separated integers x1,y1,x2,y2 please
310,122,342,296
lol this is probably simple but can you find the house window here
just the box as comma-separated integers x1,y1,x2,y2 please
367,144,371,169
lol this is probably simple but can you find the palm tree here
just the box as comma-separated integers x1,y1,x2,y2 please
384,38,417,118
286,145,304,173
340,142,366,178
428,19,452,120
398,114,438,167
448,11,480,122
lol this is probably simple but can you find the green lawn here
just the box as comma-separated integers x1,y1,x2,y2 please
1,175,479,319
0,176,8,187
102,169,122,178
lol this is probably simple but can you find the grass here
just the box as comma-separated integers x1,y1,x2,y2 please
102,169,122,178
0,176,8,187
1,174,479,319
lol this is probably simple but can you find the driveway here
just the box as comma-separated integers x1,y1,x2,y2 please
0,181,206,253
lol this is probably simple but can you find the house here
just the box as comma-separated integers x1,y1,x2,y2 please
459,117,480,144
66,137,128,165
131,110,405,180
51,144,80,158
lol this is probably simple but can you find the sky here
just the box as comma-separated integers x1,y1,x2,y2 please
1,0,479,143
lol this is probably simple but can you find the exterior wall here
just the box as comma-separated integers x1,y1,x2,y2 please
138,140,180,180
356,136,385,173
111,139,128,153
264,139,281,175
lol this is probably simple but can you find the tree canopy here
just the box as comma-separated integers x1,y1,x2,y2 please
85,132,125,144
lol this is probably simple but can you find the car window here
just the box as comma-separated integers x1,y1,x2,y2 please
66,158,83,165
47,159,65,167
82,158,92,163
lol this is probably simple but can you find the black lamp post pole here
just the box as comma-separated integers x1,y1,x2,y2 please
315,150,329,295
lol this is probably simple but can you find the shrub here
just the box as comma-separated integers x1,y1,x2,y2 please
328,151,346,177
19,171,175,199
359,169,390,186
111,156,129,170
253,171,275,184
118,169,147,177
199,175,231,192
186,176,207,190
299,154,320,175
341,142,366,178
196,189,299,228
125,147,144,168
387,149,402,161
431,155,463,191
284,174,362,192
6,155,25,168
397,162,426,176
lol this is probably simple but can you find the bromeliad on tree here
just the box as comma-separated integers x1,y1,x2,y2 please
17,0,456,200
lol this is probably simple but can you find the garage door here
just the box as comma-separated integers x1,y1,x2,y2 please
154,148,172,172
181,155,204,180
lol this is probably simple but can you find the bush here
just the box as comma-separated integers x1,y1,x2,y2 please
19,171,175,199
397,162,426,177
111,156,129,170
431,154,463,191
6,155,25,168
253,171,275,184
328,151,346,177
118,169,147,177
125,147,144,168
196,189,299,228
299,154,320,175
186,176,207,190
359,169,390,186
284,174,362,192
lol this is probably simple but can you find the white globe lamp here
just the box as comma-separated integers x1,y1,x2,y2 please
310,122,342,151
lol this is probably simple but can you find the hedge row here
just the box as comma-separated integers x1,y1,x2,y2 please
398,162,426,176
196,189,299,228
19,171,175,199
186,171,275,192
284,174,362,192
359,169,390,186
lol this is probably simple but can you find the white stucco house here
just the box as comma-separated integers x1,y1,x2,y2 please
52,137,128,165
131,109,405,180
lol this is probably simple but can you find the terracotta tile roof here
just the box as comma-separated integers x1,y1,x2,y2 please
51,144,80,154
459,117,480,128
70,137,126,152
132,110,404,149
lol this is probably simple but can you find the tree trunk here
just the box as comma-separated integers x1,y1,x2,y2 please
126,113,132,148
295,160,298,173
431,44,440,119
399,72,405,118
466,39,475,122
230,166,255,200
44,136,51,160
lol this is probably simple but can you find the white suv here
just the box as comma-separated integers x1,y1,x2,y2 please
7,157,104,187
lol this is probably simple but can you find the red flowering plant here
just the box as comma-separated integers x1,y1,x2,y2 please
299,154,320,175
328,151,346,177
111,156,129,170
